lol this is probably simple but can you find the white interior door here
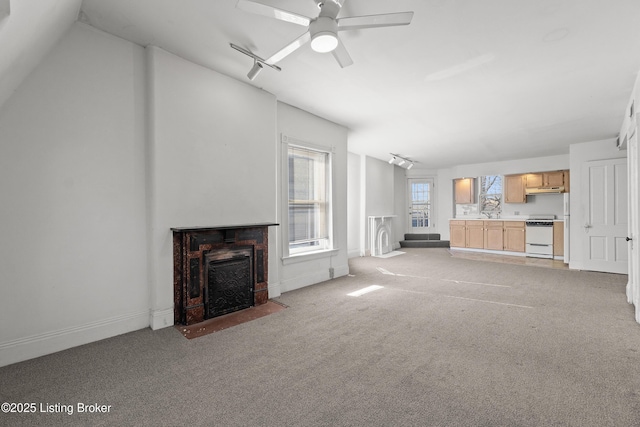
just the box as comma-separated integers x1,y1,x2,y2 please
408,178,434,233
627,130,640,320
582,158,628,274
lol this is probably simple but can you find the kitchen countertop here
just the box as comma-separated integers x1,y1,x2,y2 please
451,217,564,222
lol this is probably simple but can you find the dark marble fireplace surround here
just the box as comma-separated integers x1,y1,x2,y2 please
172,223,278,326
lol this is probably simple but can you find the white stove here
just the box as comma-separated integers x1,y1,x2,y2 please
525,215,555,259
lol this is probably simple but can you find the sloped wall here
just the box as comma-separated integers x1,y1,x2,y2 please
0,23,148,366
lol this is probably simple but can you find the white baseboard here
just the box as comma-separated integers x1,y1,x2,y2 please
0,310,150,368
149,307,174,330
268,281,282,298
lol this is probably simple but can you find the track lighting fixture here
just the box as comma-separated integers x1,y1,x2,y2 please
388,153,416,170
247,60,263,81
230,43,282,81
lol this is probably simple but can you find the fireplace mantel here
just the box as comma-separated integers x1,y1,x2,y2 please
172,223,278,325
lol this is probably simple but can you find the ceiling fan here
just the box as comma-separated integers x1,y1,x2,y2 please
236,0,414,68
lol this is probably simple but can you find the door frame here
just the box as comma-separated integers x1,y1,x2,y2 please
407,177,436,234
627,127,640,322
581,157,628,274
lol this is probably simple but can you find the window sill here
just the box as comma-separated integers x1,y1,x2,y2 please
282,248,339,265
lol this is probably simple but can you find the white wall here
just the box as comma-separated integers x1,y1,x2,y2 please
569,138,626,270
347,152,361,258
393,164,407,244
277,102,349,292
147,46,278,328
347,155,409,256
0,23,148,366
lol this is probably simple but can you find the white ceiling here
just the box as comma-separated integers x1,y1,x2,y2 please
76,1,640,167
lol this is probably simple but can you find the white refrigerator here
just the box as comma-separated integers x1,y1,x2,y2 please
563,193,570,264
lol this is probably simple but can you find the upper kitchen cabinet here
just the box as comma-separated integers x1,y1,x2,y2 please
504,174,526,203
454,178,475,204
525,170,569,192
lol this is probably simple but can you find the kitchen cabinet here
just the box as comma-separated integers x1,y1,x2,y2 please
553,221,564,257
449,220,466,247
504,174,526,203
465,220,484,248
449,220,525,252
503,221,526,252
525,171,567,189
454,178,475,204
484,221,504,250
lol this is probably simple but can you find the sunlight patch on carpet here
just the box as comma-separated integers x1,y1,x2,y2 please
348,285,384,297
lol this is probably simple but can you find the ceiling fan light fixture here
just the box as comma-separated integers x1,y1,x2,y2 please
310,16,338,53
311,32,338,53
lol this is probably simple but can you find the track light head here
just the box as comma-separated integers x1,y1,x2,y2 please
389,153,416,169
247,61,263,80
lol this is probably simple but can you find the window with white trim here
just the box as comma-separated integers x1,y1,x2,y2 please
287,143,333,255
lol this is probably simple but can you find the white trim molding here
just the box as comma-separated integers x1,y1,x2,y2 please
0,310,149,367
149,307,174,330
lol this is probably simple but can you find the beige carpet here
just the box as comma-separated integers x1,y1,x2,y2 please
1,248,639,426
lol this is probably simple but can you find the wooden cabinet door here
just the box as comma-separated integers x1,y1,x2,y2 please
484,221,504,250
449,221,466,247
454,178,474,204
503,221,526,252
553,221,564,256
525,173,543,188
465,221,484,248
504,175,526,203
545,171,565,187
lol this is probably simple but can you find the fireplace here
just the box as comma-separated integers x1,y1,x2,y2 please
368,216,396,256
172,223,278,326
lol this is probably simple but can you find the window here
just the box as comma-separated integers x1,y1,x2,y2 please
287,143,332,255
409,179,433,228
479,175,502,217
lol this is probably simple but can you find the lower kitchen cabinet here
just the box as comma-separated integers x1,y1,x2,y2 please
449,220,466,247
553,221,564,257
450,220,522,252
465,220,484,249
503,221,526,252
484,221,504,250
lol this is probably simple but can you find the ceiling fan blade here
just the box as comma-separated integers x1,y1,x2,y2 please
332,37,353,68
265,31,311,64
236,0,311,26
337,11,414,31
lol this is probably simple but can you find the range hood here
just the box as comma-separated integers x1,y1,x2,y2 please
525,186,565,195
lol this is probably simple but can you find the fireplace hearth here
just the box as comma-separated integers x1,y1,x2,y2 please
172,223,278,326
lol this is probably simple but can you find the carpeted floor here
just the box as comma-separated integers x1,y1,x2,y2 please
1,248,639,426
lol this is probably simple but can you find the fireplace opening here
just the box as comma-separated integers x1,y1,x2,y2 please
205,248,253,318
172,223,278,326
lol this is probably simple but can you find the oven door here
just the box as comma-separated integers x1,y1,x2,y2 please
525,223,554,258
